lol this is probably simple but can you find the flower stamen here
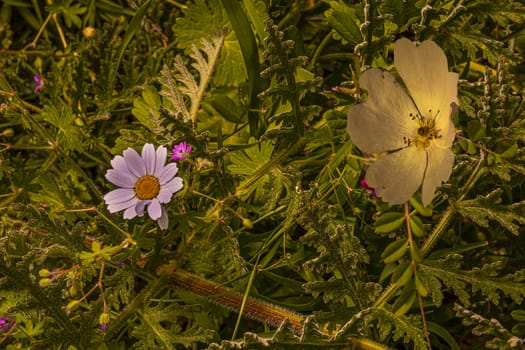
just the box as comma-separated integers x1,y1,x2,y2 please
414,118,439,149
134,175,160,200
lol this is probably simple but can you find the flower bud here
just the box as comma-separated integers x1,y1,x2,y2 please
69,285,78,296
83,27,96,38
99,312,110,326
2,128,14,137
39,278,52,287
39,269,51,277
242,218,253,229
66,300,80,311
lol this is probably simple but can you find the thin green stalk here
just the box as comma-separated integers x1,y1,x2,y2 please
232,255,260,340
405,202,431,349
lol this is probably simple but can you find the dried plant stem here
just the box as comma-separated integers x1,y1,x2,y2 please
160,267,305,335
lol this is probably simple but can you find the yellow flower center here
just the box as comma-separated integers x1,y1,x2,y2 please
414,118,439,149
404,111,440,149
134,175,160,200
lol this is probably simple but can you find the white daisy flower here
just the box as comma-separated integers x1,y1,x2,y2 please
103,143,183,230
347,38,458,206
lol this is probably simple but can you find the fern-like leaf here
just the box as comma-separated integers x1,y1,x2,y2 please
299,202,374,309
131,303,213,349
457,189,525,236
258,19,323,141
159,33,224,124
455,304,525,349
419,261,525,307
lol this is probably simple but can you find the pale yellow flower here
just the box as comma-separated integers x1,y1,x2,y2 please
347,38,458,206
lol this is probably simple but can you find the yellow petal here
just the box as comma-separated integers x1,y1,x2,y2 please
394,39,449,120
366,146,426,205
347,69,419,153
420,145,455,206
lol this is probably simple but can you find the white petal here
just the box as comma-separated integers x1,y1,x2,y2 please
107,197,138,213
123,147,146,178
420,145,455,206
435,72,458,146
154,146,168,176
347,69,419,153
110,155,128,173
159,163,179,184
147,199,162,220
123,206,137,219
105,169,136,188
164,177,184,194
366,146,427,205
157,177,183,203
104,188,135,204
142,143,156,175
157,206,169,230
394,39,449,120
135,200,147,217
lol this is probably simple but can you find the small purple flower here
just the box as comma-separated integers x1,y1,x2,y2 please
118,261,125,268
171,141,192,161
360,178,377,198
33,75,43,93
0,314,15,332
101,323,107,331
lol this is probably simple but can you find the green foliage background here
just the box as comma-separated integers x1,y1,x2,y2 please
0,0,525,349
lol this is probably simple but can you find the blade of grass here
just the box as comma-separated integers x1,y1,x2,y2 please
106,0,151,96
220,0,266,137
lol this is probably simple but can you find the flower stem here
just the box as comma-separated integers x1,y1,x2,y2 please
374,152,485,309
405,202,431,349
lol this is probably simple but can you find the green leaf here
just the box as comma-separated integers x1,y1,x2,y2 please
326,1,362,47
409,215,425,238
409,194,433,217
132,86,162,130
221,0,266,135
511,310,525,322
173,0,247,86
382,0,420,32
159,34,224,123
227,140,274,200
107,0,151,95
427,322,461,350
458,189,525,236
381,239,408,263
374,212,405,233
41,104,83,152
57,0,86,28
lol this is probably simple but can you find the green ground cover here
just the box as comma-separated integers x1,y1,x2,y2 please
1,0,525,349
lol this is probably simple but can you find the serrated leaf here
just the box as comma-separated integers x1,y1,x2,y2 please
159,34,224,123
382,0,420,32
173,0,247,85
132,86,162,130
326,1,362,47
41,104,83,152
227,140,274,200
458,189,525,235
